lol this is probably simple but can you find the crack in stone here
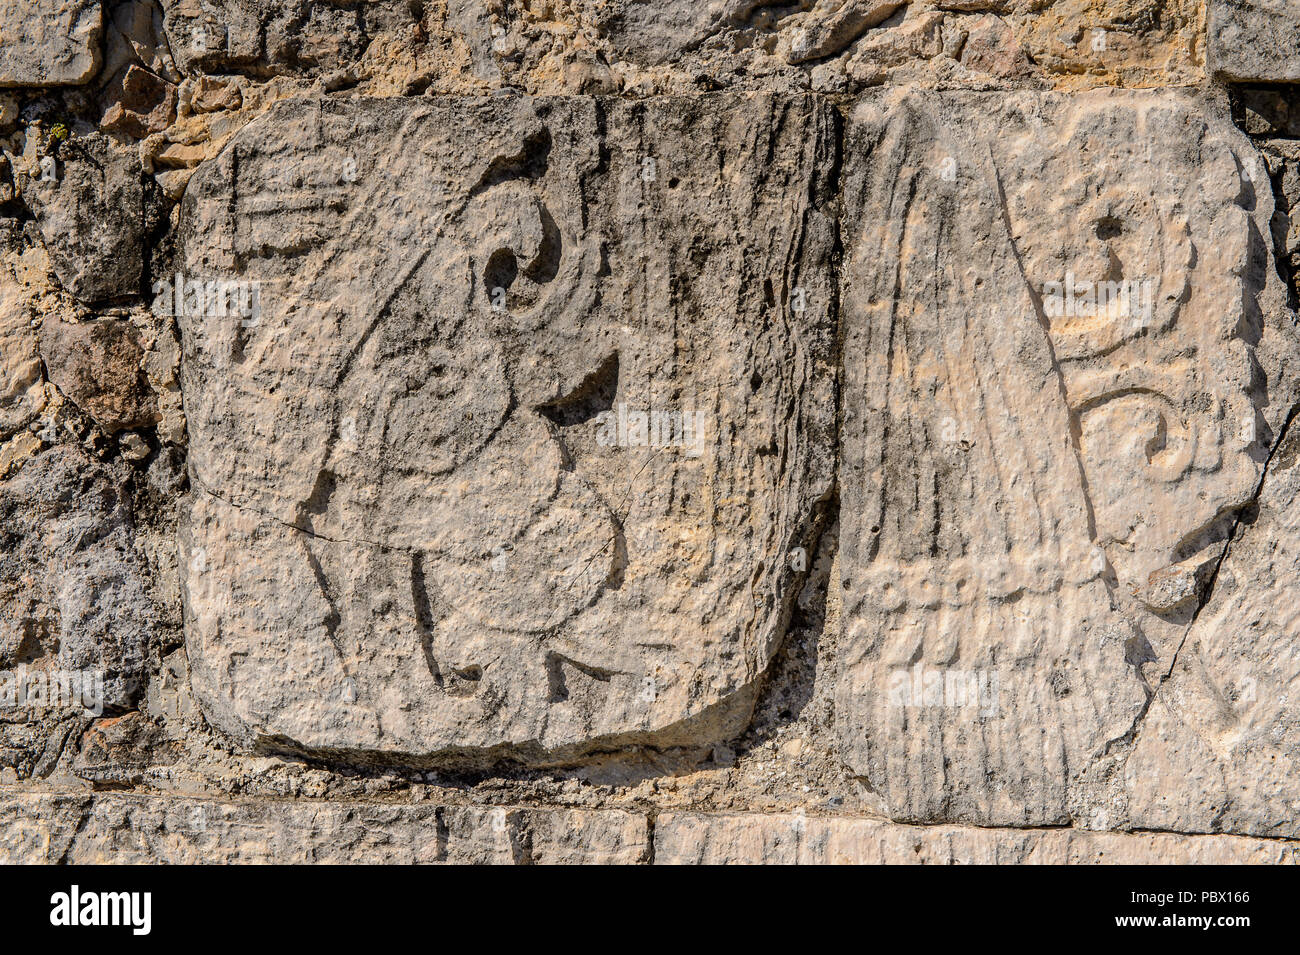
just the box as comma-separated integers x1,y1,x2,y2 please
1099,399,1300,762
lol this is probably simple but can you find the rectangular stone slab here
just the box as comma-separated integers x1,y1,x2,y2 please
3,790,1294,864
0,0,102,87
176,93,838,763
1208,0,1300,83
653,810,1300,863
0,789,650,864
837,87,1300,827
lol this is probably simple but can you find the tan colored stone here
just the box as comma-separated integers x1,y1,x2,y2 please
39,317,159,434
0,0,1294,857
100,64,177,139
0,431,43,480
1124,418,1300,839
176,93,837,763
0,0,102,87
654,811,1300,864
190,76,243,112
959,14,1034,78
0,274,46,439
155,167,196,200
7,789,1294,864
155,141,211,167
838,87,1299,827
783,0,909,65
0,789,650,864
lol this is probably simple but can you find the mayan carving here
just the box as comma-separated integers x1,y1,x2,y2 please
175,94,837,760
837,88,1300,826
2,0,1299,871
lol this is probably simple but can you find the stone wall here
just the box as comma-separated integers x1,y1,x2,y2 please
1,0,1298,863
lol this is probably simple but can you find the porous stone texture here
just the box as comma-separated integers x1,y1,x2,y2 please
654,810,1300,863
1209,0,1300,83
18,132,145,303
3,789,1295,863
39,316,159,433
175,93,837,762
0,0,1298,864
838,87,1300,829
0,1,103,88
0,446,154,711
160,0,420,77
0,274,47,440
1124,419,1300,837
0,788,651,863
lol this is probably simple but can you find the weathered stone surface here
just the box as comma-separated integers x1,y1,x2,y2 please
20,134,145,303
159,0,270,73
783,0,909,64
7,788,1296,863
508,1,924,76
1124,421,1300,838
0,273,46,439
1209,0,1300,83
7,788,1297,864
189,76,241,113
39,316,159,433
0,789,650,863
100,63,178,138
0,446,154,709
0,0,103,88
1263,140,1300,310
0,0,1298,865
654,810,1300,863
160,0,417,76
102,0,179,84
959,14,1034,79
176,93,837,762
838,87,1300,827
468,1,1206,93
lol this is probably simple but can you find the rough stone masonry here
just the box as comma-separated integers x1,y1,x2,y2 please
0,0,1298,864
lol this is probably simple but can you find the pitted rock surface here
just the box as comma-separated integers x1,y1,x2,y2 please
176,94,837,761
0,0,1298,864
